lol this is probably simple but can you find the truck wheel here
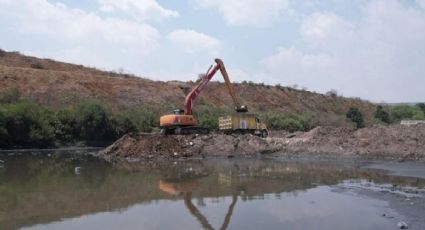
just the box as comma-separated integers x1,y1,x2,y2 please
261,130,268,138
174,127,182,135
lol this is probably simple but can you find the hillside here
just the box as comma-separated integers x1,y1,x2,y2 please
0,49,376,126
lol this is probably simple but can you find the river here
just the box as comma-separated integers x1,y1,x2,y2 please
0,149,424,230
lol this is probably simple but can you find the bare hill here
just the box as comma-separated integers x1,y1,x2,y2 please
0,50,376,126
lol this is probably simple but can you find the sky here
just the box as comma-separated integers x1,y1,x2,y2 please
0,0,424,103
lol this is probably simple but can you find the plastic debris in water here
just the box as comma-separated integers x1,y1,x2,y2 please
397,221,410,229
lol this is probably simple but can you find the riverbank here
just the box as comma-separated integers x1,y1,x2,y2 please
98,124,425,162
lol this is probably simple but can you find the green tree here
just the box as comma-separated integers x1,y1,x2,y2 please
374,105,390,124
266,114,304,132
53,108,80,144
111,114,138,137
0,102,55,147
193,105,230,130
346,107,364,128
391,105,425,121
0,111,8,146
416,103,425,114
75,102,114,144
128,106,158,133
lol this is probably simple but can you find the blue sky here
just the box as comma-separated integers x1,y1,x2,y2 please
0,0,424,103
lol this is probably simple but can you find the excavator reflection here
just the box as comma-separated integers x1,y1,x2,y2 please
159,180,238,230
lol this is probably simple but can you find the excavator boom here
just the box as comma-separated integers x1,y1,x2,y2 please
183,59,247,115
214,59,248,113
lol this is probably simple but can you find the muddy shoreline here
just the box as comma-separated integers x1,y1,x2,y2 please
98,124,425,162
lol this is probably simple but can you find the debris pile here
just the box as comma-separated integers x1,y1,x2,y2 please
99,133,276,160
99,124,425,161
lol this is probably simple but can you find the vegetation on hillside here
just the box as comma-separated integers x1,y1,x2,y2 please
346,107,365,128
0,90,157,148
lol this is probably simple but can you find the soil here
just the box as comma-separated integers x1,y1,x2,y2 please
98,124,425,162
99,133,277,160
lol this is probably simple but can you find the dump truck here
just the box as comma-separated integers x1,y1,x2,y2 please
219,114,268,137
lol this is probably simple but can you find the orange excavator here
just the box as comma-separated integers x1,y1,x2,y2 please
160,59,247,135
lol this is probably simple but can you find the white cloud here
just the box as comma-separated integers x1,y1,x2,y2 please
261,0,425,102
195,0,289,26
168,29,220,53
301,12,353,40
417,0,425,9
98,0,179,21
0,0,160,71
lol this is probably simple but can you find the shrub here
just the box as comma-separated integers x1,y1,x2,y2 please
0,48,6,57
0,102,55,147
0,111,8,146
390,105,425,121
374,105,390,124
266,114,304,132
111,114,137,137
326,89,338,97
53,108,80,144
128,106,158,133
416,103,425,114
30,62,44,69
194,105,230,130
346,107,364,128
75,102,115,144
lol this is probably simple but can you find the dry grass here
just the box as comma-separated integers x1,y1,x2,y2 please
0,51,377,126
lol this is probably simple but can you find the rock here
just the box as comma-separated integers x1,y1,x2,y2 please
397,221,410,229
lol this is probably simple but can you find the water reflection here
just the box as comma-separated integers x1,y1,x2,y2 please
0,152,424,230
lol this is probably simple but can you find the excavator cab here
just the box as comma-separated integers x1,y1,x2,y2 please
235,105,248,113
173,109,184,115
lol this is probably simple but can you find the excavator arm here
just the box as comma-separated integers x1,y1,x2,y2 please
183,59,247,115
214,59,248,113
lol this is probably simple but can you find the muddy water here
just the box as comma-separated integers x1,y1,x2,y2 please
1,150,425,230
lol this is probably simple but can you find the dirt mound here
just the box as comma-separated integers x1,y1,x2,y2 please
99,124,425,161
281,124,425,160
99,133,276,160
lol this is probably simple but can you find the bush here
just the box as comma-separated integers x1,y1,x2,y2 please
326,89,338,97
111,114,137,137
127,106,158,133
0,111,8,146
416,103,425,114
374,105,390,124
0,48,6,57
53,108,80,144
75,102,115,144
266,114,304,132
346,107,364,128
30,62,44,69
194,105,230,130
390,105,425,121
0,102,55,147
